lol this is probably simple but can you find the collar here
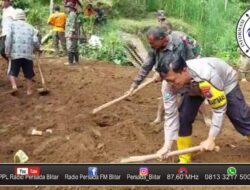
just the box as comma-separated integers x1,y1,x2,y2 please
187,67,197,80
161,35,174,51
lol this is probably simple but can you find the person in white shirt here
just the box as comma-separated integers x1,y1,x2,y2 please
156,56,250,163
0,0,15,61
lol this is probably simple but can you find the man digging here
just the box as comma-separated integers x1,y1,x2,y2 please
5,9,39,96
127,27,195,123
125,27,211,160
156,55,250,163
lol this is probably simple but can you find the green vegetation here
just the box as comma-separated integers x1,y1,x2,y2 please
111,0,248,64
112,0,147,19
79,22,128,65
162,0,244,63
8,0,249,65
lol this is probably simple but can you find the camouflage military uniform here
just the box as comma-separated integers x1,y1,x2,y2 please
65,11,79,64
238,51,250,81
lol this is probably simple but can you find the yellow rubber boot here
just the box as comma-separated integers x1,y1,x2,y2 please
177,136,192,164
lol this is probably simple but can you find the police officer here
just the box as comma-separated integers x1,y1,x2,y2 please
156,55,250,163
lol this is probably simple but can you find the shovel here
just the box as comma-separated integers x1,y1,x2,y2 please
36,53,49,95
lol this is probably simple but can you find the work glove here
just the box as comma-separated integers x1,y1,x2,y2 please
156,140,173,159
200,136,216,151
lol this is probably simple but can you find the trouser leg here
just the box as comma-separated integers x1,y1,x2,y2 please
226,84,250,136
178,95,204,163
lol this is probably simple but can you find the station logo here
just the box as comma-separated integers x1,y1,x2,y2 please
88,167,98,177
227,166,237,176
139,167,149,176
15,167,40,176
177,166,188,176
236,9,250,58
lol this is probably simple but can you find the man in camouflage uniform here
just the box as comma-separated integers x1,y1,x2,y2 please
155,10,172,34
64,2,79,65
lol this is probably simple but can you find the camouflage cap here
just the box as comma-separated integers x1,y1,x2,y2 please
156,10,166,20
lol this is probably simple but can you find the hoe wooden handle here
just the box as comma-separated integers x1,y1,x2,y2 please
92,78,155,114
120,145,220,163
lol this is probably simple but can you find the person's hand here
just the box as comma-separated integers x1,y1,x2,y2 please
153,72,162,83
125,83,138,96
125,86,135,96
200,137,216,151
156,140,173,160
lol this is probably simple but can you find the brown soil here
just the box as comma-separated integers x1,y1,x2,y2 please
0,57,250,190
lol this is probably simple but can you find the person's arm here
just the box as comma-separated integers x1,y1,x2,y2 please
33,29,40,52
130,49,156,88
199,75,227,150
62,14,67,29
156,81,179,157
4,24,12,57
162,82,179,141
47,15,53,26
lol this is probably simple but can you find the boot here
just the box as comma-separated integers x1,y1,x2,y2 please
177,136,192,163
64,52,74,65
74,52,79,64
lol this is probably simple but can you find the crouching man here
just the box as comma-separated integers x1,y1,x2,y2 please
5,9,39,96
156,55,250,163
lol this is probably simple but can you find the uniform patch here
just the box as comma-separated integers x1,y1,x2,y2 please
164,92,172,101
200,85,212,98
198,81,227,109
